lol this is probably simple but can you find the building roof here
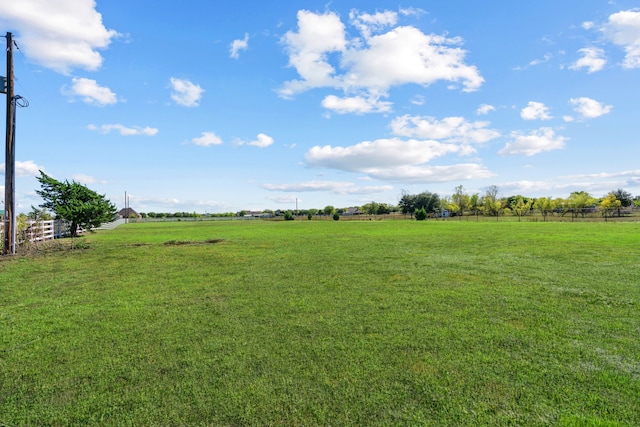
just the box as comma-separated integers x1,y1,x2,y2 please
118,208,140,218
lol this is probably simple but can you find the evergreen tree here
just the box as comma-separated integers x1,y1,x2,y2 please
36,171,117,237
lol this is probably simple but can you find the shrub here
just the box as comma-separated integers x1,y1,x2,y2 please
415,207,427,221
284,211,294,221
307,213,313,220
333,213,340,221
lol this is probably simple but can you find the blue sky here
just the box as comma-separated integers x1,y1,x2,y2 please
1,0,640,213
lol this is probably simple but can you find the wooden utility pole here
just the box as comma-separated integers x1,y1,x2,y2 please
3,32,15,255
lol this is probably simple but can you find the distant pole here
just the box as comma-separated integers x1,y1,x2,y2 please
124,191,128,224
3,32,15,255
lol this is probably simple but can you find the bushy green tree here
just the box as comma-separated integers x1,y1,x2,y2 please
323,205,336,215
509,196,533,221
399,190,440,215
533,197,556,221
35,171,117,237
414,207,427,220
611,188,632,207
452,185,469,217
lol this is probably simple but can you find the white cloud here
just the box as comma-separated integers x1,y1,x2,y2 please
88,124,158,136
321,94,392,114
562,169,640,180
582,21,595,30
499,128,567,156
569,97,612,119
363,163,494,183
279,10,347,98
602,10,640,68
390,115,500,145
0,0,119,74
476,104,495,115
191,132,223,147
279,9,483,111
262,180,393,195
65,77,117,106
1,160,44,177
570,47,607,73
399,7,427,18
341,26,483,93
529,53,553,67
230,33,249,59
410,95,425,106
17,160,42,176
71,173,96,184
169,77,204,107
305,138,460,172
267,195,300,204
349,9,398,38
236,133,274,148
521,101,552,120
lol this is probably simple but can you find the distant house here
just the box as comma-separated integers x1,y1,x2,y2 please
244,211,273,218
118,208,141,219
344,207,362,215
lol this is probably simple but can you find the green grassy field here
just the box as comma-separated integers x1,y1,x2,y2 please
1,220,639,426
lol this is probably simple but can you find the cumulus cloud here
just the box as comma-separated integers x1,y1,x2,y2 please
601,9,640,69
279,10,347,98
236,133,274,148
477,104,496,115
169,77,204,107
230,33,249,59
569,97,612,119
0,0,119,74
349,9,398,38
521,101,552,120
1,160,44,177
71,173,96,184
321,94,392,114
499,128,567,156
341,26,483,92
570,47,607,73
262,180,393,195
64,77,117,106
305,138,459,172
391,115,500,145
191,132,223,147
17,160,43,177
363,163,494,183
88,124,159,136
303,112,499,183
279,9,483,112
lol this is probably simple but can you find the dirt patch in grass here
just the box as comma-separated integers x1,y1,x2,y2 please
163,238,225,246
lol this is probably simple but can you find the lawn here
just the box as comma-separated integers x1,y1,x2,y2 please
1,220,639,426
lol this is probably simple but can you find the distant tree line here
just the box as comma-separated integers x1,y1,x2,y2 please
133,187,639,221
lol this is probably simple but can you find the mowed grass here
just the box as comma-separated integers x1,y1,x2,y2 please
1,220,639,426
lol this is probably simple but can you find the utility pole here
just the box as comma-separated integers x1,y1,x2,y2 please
3,32,15,255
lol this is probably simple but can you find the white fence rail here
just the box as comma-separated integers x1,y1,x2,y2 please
0,219,83,246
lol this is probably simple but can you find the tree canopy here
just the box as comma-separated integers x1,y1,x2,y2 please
399,190,441,215
36,171,117,237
